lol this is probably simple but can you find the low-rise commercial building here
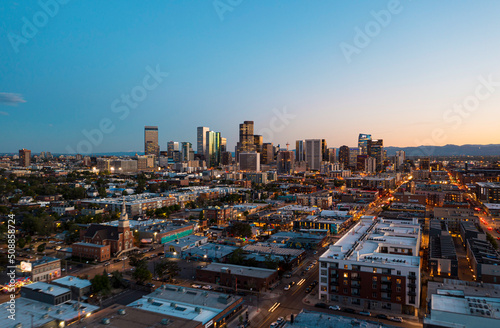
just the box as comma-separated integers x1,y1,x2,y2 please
31,256,61,282
466,238,500,284
197,263,279,291
128,285,244,328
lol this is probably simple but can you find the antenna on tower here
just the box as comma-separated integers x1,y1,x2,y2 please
286,142,290,150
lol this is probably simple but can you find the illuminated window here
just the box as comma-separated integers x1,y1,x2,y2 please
344,273,348,278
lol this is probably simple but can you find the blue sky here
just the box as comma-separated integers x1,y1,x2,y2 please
1,0,500,154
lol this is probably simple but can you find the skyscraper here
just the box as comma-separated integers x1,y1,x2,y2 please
368,139,383,171
395,150,406,171
144,126,159,157
236,121,255,161
197,126,209,156
305,139,322,171
328,148,337,163
181,142,193,161
262,143,274,164
254,135,263,155
167,141,179,158
295,140,305,162
206,131,221,167
339,146,350,169
358,134,372,156
19,149,31,167
321,139,328,162
277,150,295,174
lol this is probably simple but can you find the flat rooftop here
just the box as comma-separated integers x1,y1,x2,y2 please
242,244,304,257
431,294,500,319
320,218,421,267
201,263,276,279
52,276,91,289
283,310,399,328
71,304,202,328
32,256,60,266
128,285,242,325
22,282,70,297
0,297,99,328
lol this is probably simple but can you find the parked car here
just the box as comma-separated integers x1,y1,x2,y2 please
277,317,285,324
329,305,341,311
191,284,202,288
343,308,356,314
202,285,213,290
390,317,404,323
375,314,390,320
104,262,110,266
270,322,279,328
314,303,327,309
359,311,371,316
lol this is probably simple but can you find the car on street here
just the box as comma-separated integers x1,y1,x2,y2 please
343,308,356,314
104,262,110,266
390,317,403,323
202,285,213,290
277,317,285,324
375,314,390,320
359,311,371,316
314,303,327,308
270,322,279,328
191,284,202,288
329,305,341,311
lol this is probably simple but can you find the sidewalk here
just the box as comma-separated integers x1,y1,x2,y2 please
302,293,421,324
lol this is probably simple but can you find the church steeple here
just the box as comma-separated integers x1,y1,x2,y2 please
118,196,129,229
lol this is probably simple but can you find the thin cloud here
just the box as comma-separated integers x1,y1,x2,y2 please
0,92,26,105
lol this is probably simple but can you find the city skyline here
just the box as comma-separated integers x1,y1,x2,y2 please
2,1,500,153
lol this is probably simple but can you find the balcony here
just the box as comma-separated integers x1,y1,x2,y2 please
408,282,416,288
408,291,417,296
381,280,392,285
351,276,361,281
381,286,392,292
351,282,361,287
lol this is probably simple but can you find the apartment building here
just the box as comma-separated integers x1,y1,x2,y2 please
319,218,421,315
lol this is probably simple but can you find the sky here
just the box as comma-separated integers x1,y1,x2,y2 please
1,0,500,154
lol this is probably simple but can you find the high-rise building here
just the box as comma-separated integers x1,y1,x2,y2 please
197,127,209,156
221,137,227,152
236,121,255,161
420,157,430,171
181,142,193,161
144,126,159,157
206,131,222,167
358,134,372,155
328,148,337,163
295,140,305,162
239,152,260,172
262,143,274,164
305,139,322,171
321,139,328,162
167,141,179,158
339,146,350,169
254,135,263,155
19,149,31,167
349,148,360,169
221,151,232,165
395,150,406,171
277,151,295,174
368,139,383,170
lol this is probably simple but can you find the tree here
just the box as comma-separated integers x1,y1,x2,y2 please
91,272,111,295
17,237,26,249
129,253,147,268
155,259,180,283
133,265,152,283
229,222,253,238
37,243,45,253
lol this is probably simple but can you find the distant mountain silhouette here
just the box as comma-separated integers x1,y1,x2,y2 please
385,144,500,157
